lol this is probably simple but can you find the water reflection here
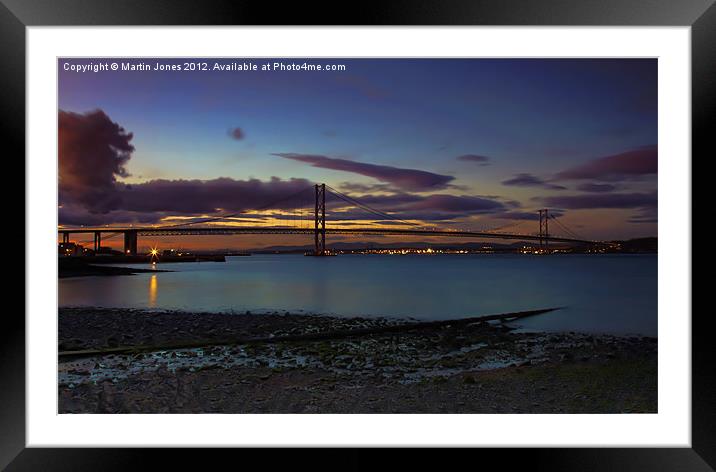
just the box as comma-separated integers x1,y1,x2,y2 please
148,274,157,307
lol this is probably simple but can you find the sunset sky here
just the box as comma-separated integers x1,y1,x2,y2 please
58,58,657,250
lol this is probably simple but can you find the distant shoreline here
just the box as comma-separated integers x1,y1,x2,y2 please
57,250,657,279
58,259,170,278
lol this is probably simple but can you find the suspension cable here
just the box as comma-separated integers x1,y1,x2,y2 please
548,214,588,241
324,185,422,227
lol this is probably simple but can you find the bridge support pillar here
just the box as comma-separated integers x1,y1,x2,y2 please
62,232,69,244
93,231,102,253
123,230,138,256
313,183,326,256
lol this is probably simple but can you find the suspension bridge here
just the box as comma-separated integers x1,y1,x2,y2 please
58,183,605,256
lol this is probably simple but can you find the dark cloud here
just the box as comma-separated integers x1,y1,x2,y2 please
228,127,245,140
502,173,566,190
537,191,657,210
58,175,316,225
491,210,564,221
326,193,512,221
576,183,617,193
342,192,425,208
457,154,490,165
59,109,134,213
330,209,462,223
337,193,508,222
58,204,162,226
338,182,393,194
353,192,515,214
555,145,657,181
59,175,516,226
117,177,314,214
272,153,455,191
387,212,461,222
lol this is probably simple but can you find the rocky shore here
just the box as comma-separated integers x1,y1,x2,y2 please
58,307,657,413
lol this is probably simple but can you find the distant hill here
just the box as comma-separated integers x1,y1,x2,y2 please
612,237,658,253
253,240,544,253
249,237,657,254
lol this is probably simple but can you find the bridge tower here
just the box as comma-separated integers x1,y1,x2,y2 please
93,231,102,253
313,183,327,256
124,230,138,256
538,209,549,250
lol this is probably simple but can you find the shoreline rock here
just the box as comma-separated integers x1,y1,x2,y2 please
58,307,657,414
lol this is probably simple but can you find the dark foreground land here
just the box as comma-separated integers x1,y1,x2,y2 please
58,307,657,413
58,258,170,278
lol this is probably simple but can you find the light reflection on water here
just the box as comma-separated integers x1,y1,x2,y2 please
148,274,157,307
59,254,657,336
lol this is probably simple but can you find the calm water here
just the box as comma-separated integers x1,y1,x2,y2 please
59,254,657,336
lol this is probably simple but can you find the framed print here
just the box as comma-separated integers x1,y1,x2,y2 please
4,0,712,469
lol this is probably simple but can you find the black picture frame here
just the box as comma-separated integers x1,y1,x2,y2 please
4,0,711,469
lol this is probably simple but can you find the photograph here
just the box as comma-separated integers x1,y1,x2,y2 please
56,57,659,414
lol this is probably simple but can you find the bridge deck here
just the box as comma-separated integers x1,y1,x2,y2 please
58,226,599,245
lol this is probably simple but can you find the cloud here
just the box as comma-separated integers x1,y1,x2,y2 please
349,192,504,213
58,204,164,226
502,173,566,190
576,183,617,193
56,109,509,227
272,153,455,191
337,193,508,222
491,210,563,221
457,154,490,165
59,109,134,213
537,191,657,210
228,127,245,140
555,145,657,181
235,188,507,224
330,208,463,223
405,194,505,213
58,175,316,225
338,182,393,194
342,192,425,208
117,177,314,214
59,176,516,226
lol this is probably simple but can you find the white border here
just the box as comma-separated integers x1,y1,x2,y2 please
27,27,691,447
